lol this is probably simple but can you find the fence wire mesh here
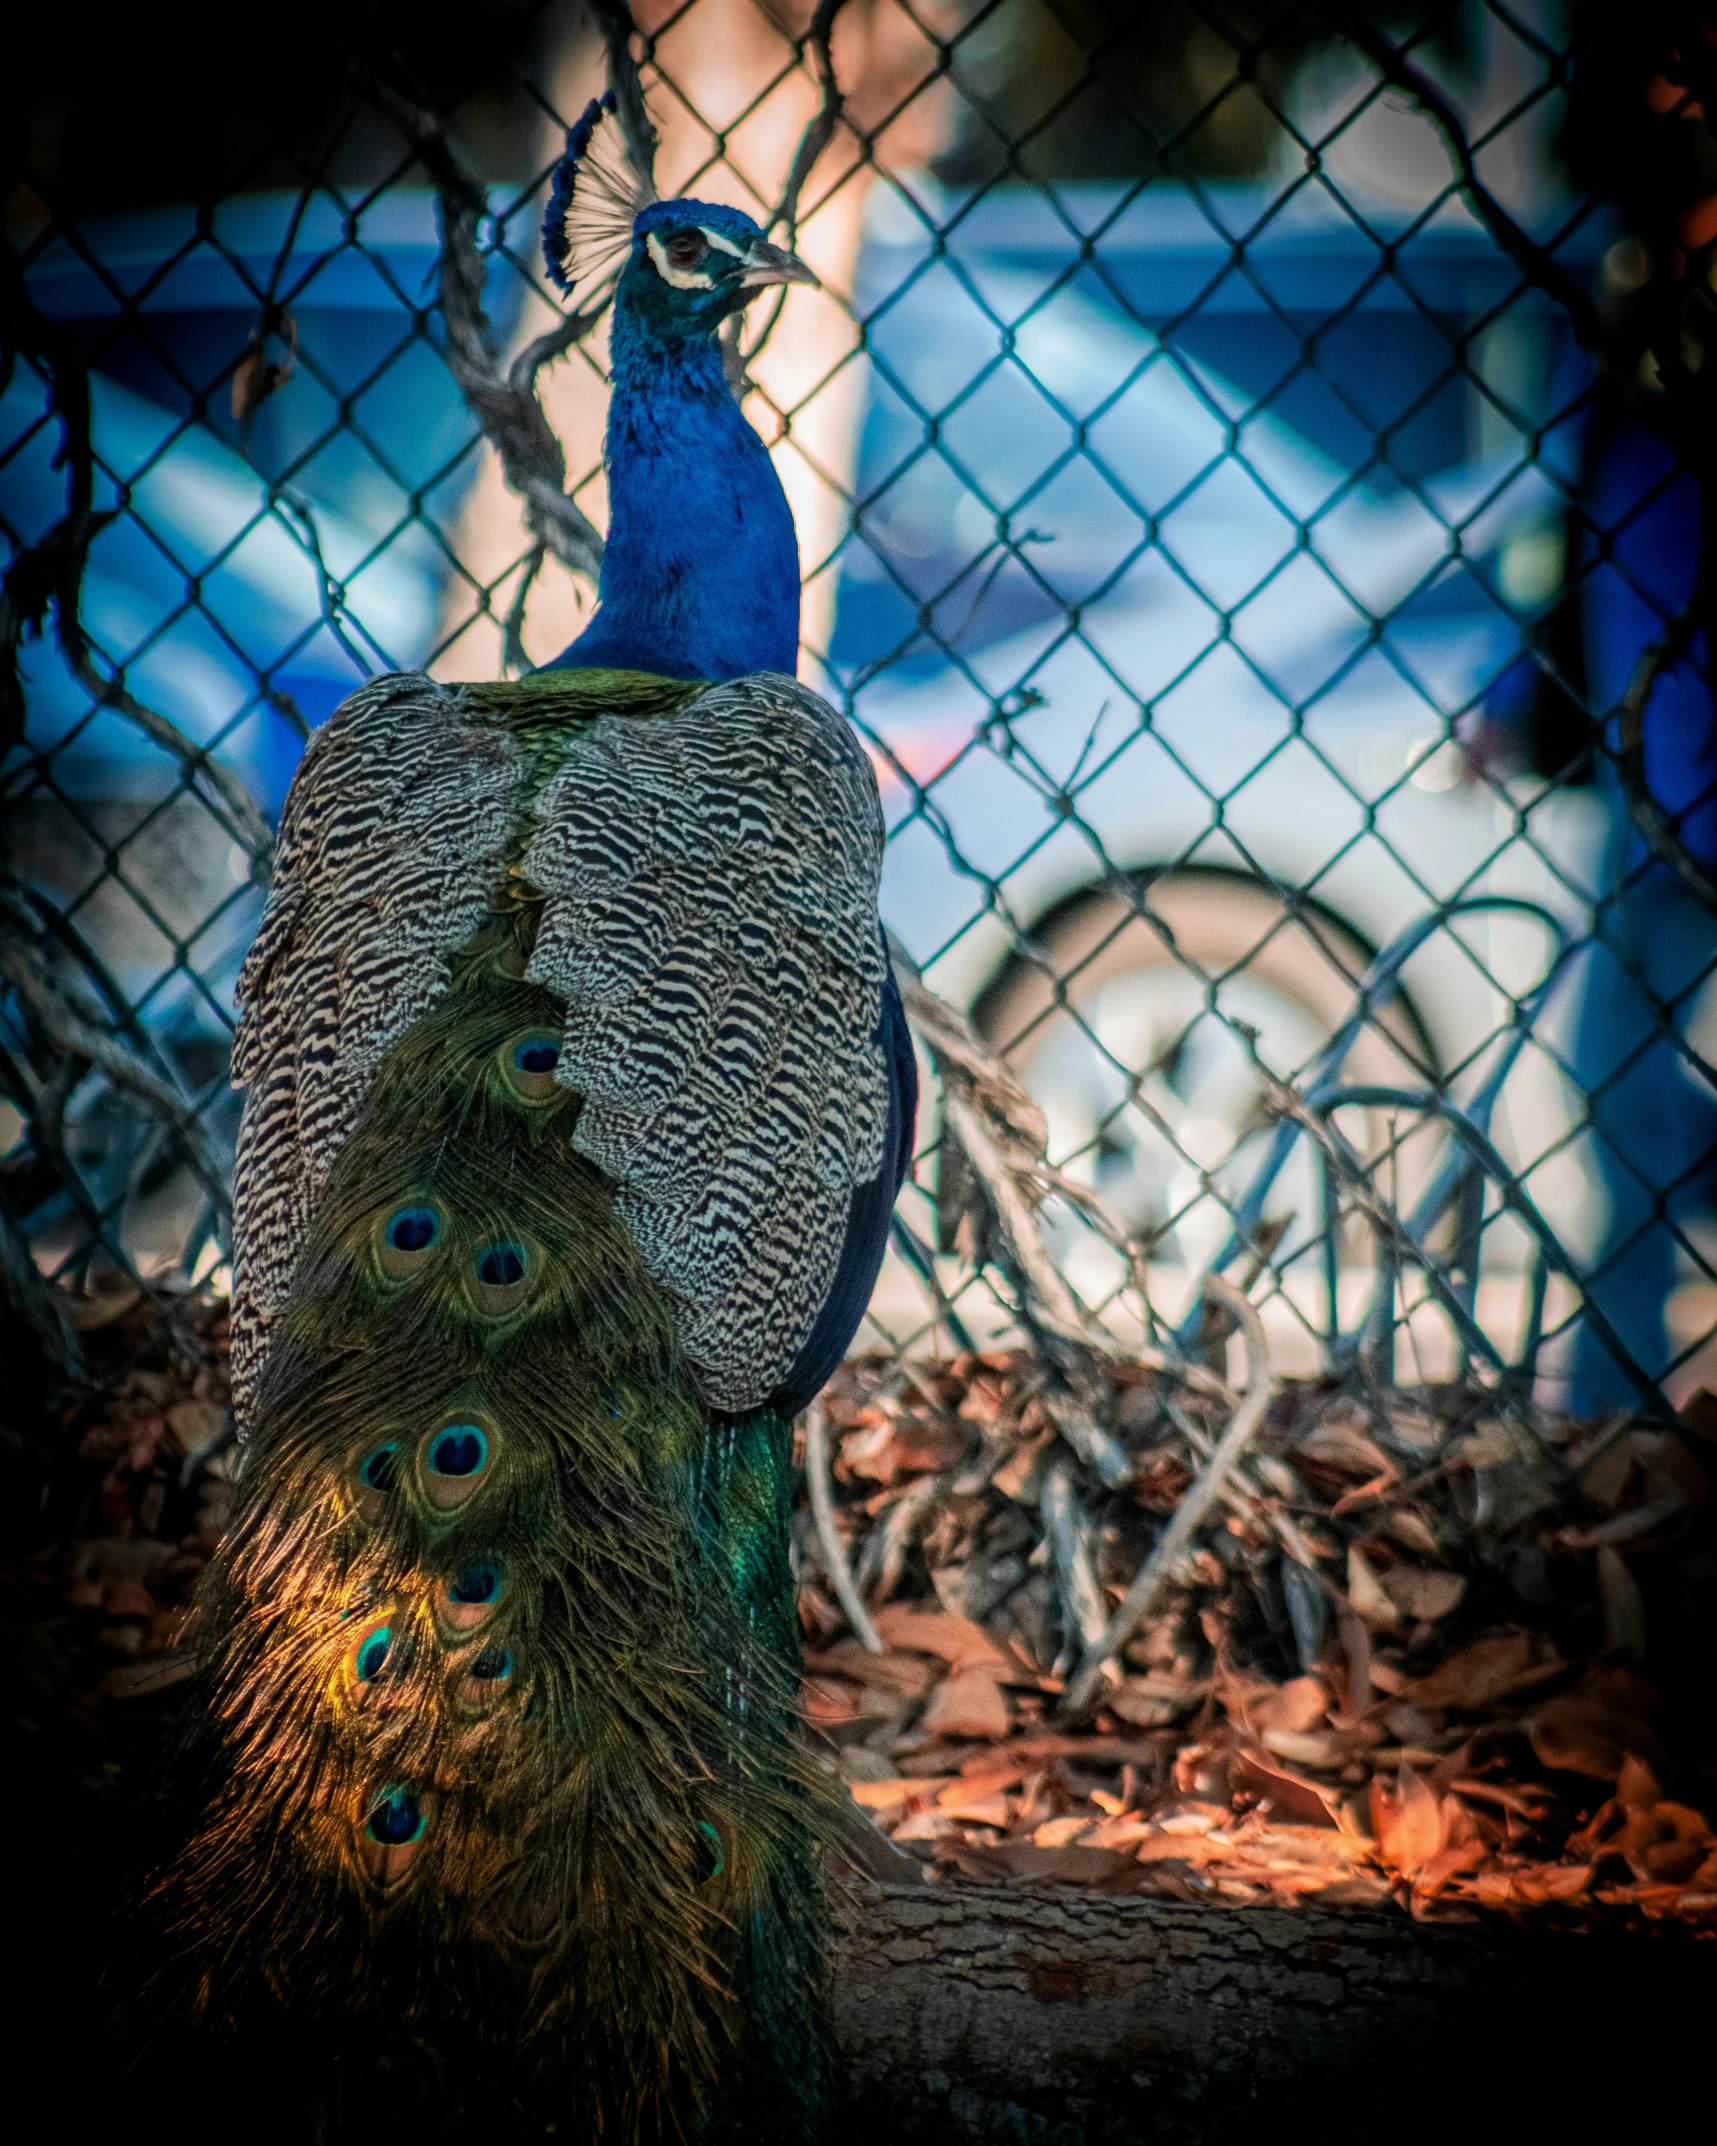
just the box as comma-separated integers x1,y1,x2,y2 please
6,0,1717,1423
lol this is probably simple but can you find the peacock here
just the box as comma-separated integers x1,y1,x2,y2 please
145,98,915,2144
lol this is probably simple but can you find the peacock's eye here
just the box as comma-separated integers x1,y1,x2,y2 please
695,1819,725,1883
360,1443,398,1492
459,1641,515,1705
353,1622,393,1685
429,1423,488,1476
444,1561,503,1630
360,1785,428,1884
472,1240,532,1315
421,1418,493,1511
378,1204,442,1278
502,1031,563,1104
666,230,708,269
367,1788,424,1845
388,1207,438,1251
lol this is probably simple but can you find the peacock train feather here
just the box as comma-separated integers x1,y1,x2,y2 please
142,165,914,2146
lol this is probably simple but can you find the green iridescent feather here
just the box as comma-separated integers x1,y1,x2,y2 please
148,670,835,2141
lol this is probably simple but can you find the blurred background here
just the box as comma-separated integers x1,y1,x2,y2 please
7,0,1717,1417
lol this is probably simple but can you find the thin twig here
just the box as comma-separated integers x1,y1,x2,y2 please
805,1396,883,1652
1617,603,1717,911
274,495,380,680
0,906,232,1238
0,1196,84,1376
888,939,1135,1486
890,947,1131,1479
371,84,607,586
0,236,275,868
503,542,547,676
777,0,851,243
587,0,659,189
1042,1455,1111,1666
1059,1275,1277,1720
1336,13,1606,357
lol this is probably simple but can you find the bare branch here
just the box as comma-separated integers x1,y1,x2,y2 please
503,542,548,677
1059,1275,1276,1720
0,235,275,870
1336,13,1607,357
776,0,852,243
887,939,1134,1489
587,0,659,190
1041,1455,1110,1664
371,84,607,586
0,897,232,1240
1617,603,1717,910
805,1396,884,1652
0,1197,85,1377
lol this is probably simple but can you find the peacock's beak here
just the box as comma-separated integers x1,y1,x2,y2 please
738,238,820,290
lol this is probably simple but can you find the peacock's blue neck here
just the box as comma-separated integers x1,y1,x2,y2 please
546,317,800,683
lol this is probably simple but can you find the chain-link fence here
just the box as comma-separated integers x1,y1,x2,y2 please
7,0,1717,1422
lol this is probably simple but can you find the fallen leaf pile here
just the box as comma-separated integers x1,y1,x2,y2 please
799,1351,1717,1928
4,1280,231,1803
10,1296,1717,1933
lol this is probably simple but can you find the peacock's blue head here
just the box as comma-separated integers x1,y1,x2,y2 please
541,97,815,369
614,199,817,352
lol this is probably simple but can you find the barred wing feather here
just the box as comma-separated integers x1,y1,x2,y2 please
228,675,524,1425
523,672,892,1414
230,666,902,1427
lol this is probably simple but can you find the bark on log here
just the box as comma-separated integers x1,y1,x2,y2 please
832,1881,1715,2144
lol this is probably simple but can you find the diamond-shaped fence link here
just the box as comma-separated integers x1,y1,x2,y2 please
5,1,1717,1420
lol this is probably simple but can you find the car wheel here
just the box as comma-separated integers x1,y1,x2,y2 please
970,870,1434,1326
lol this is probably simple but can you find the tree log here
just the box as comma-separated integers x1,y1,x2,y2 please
833,1881,1714,2143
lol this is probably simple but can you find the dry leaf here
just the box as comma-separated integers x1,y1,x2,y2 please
1298,1416,1395,1479
841,1415,965,1484
919,1665,1011,1740
871,1605,1015,1676
807,1642,937,1697
848,1778,916,1811
1260,1728,1349,1770
1616,1754,1661,1813
1373,1764,1445,1876
1530,1667,1664,1782
1249,1675,1329,1737
1381,1507,1444,1559
949,1841,1140,1886
61,1282,141,1332
1412,1838,1489,1898
1408,1633,1558,1711
1597,1545,1648,1659
992,1429,1054,1504
1134,1830,1232,1863
102,1578,155,1619
1107,1684,1180,1728
1346,1545,1403,1631
1380,1566,1466,1622
891,1807,957,1842
1615,1803,1713,1884
802,1675,863,1724
1231,1747,1341,1828
939,1787,1013,1826
166,1398,226,1464
1032,1815,1098,1848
